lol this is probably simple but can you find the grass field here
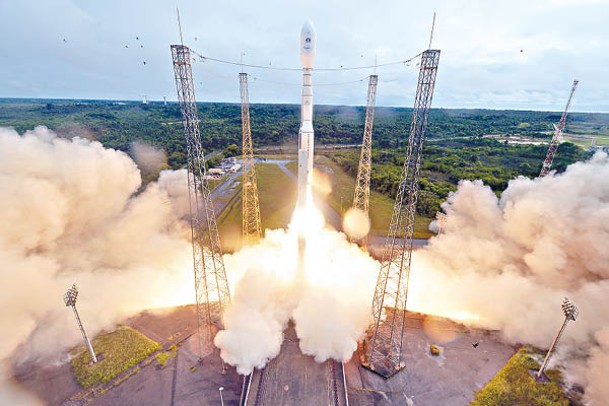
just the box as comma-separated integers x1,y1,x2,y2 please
216,162,297,247
316,153,434,239
70,326,161,389
470,346,568,406
216,154,434,242
563,134,609,148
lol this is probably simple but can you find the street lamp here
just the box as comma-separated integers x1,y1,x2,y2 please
219,386,225,406
536,297,579,381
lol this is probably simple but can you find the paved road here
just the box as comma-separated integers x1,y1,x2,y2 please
260,159,295,180
209,170,241,216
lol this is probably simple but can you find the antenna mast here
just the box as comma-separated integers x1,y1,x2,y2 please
176,8,184,45
428,12,436,49
539,79,579,177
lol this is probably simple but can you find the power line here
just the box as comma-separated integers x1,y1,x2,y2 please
193,62,370,87
252,75,369,87
190,48,422,72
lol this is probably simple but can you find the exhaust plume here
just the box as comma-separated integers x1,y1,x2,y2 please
410,152,609,404
0,127,194,400
3,124,608,404
217,151,609,405
215,215,378,374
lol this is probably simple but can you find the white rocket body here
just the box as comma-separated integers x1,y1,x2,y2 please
298,20,316,208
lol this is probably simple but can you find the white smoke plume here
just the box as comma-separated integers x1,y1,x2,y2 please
131,141,167,174
408,152,609,405
217,151,609,405
0,127,194,401
3,124,609,404
215,209,377,374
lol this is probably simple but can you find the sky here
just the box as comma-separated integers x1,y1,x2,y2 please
0,0,608,112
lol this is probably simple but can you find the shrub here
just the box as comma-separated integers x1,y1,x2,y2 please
71,326,161,389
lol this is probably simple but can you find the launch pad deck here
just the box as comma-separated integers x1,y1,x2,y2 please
15,306,515,405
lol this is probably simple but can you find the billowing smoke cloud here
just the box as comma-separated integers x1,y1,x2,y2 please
4,124,608,404
0,127,194,400
217,151,609,404
409,152,609,405
130,140,168,183
215,211,377,374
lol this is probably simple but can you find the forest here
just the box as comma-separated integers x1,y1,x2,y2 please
0,98,599,217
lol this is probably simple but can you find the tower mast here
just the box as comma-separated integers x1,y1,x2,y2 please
351,74,378,246
170,44,231,359
539,79,579,177
362,49,440,378
239,72,262,243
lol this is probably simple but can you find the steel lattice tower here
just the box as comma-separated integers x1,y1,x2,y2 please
351,75,378,246
239,73,262,244
170,44,231,359
362,49,440,378
539,79,579,178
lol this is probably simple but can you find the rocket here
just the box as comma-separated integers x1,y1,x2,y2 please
297,20,316,209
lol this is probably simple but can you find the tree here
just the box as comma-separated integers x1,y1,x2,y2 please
222,143,240,157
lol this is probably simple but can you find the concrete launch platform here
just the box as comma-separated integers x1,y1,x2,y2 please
13,306,516,406
347,312,516,406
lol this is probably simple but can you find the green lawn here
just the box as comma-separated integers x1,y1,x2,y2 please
316,153,433,239
70,326,161,389
470,346,569,406
216,154,434,243
216,161,297,244
563,134,609,148
257,162,297,230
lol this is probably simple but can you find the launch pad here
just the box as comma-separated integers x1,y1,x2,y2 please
14,306,516,405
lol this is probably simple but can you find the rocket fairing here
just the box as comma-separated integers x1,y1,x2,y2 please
297,20,316,208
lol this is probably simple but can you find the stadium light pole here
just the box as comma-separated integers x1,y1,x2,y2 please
219,386,225,406
536,297,579,380
64,284,98,364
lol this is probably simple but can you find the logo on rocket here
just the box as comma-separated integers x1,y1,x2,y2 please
297,21,316,209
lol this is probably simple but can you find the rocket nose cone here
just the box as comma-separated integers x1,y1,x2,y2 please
300,20,316,68
301,20,315,37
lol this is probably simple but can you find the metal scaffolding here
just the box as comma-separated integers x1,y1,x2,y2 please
239,72,262,244
351,75,378,246
539,80,579,178
170,44,231,359
362,49,440,378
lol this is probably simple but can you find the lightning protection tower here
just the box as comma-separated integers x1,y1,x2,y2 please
170,44,231,359
351,75,378,246
64,284,97,364
362,49,440,378
239,72,262,244
539,80,578,178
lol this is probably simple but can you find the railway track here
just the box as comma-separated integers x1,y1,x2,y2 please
253,364,270,406
328,360,349,406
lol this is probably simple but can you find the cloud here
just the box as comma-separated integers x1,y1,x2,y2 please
1,0,608,110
